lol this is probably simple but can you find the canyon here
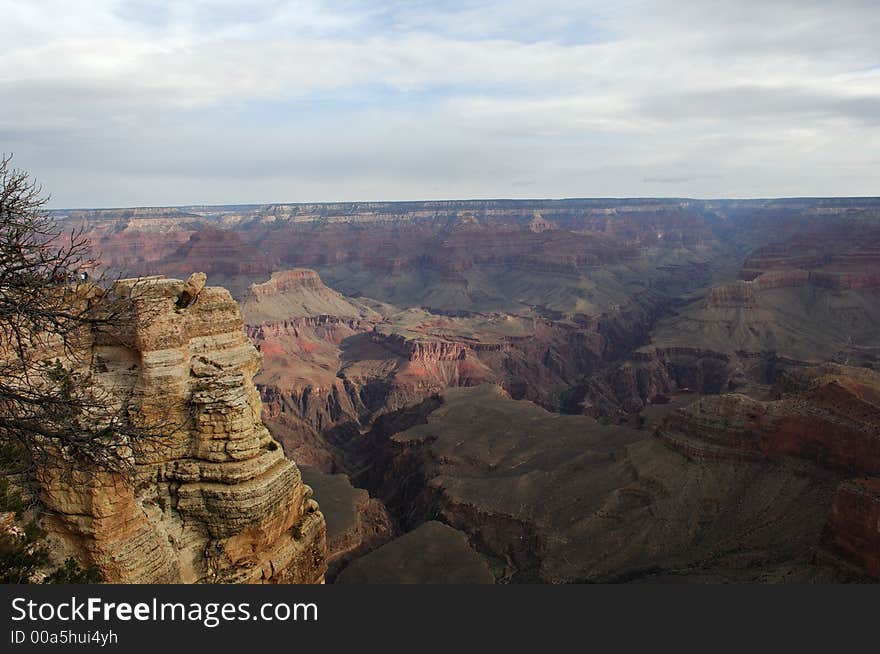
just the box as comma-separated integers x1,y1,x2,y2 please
29,197,880,582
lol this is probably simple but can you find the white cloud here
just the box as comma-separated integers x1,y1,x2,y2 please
0,0,878,206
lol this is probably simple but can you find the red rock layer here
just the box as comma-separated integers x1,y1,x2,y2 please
819,478,880,578
740,223,880,289
657,366,880,471
160,226,276,278
248,269,325,298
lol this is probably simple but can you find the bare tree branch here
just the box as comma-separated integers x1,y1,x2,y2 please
0,154,174,479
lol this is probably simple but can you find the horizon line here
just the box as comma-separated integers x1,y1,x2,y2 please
48,195,880,213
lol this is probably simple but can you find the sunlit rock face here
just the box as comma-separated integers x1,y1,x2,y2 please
36,275,327,584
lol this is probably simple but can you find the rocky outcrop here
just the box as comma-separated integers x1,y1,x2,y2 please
737,268,880,291
241,269,377,323
704,267,869,308
375,333,470,362
34,275,327,584
249,269,327,296
177,271,206,308
752,269,812,289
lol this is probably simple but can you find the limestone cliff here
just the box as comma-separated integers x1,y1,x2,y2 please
35,275,327,584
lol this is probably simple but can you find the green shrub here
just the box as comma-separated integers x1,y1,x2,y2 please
0,533,49,584
44,558,103,584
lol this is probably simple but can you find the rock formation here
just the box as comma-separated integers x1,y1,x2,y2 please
33,275,327,584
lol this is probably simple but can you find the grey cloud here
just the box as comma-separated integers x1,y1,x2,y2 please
643,176,693,184
643,173,724,185
640,86,880,126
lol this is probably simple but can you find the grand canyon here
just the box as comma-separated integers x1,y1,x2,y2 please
6,197,874,584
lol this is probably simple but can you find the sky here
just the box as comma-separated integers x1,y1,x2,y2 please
1,0,879,208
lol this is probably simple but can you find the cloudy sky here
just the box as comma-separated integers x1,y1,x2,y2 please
1,1,879,207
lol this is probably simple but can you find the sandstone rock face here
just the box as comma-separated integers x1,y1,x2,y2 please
36,275,327,584
177,271,206,308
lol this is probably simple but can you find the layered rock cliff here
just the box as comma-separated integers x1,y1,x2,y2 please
655,365,880,469
655,364,880,579
33,275,327,584
159,227,277,280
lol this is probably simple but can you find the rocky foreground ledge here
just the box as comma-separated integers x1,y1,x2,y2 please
34,274,327,583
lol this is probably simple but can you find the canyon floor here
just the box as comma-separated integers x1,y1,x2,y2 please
62,198,880,583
